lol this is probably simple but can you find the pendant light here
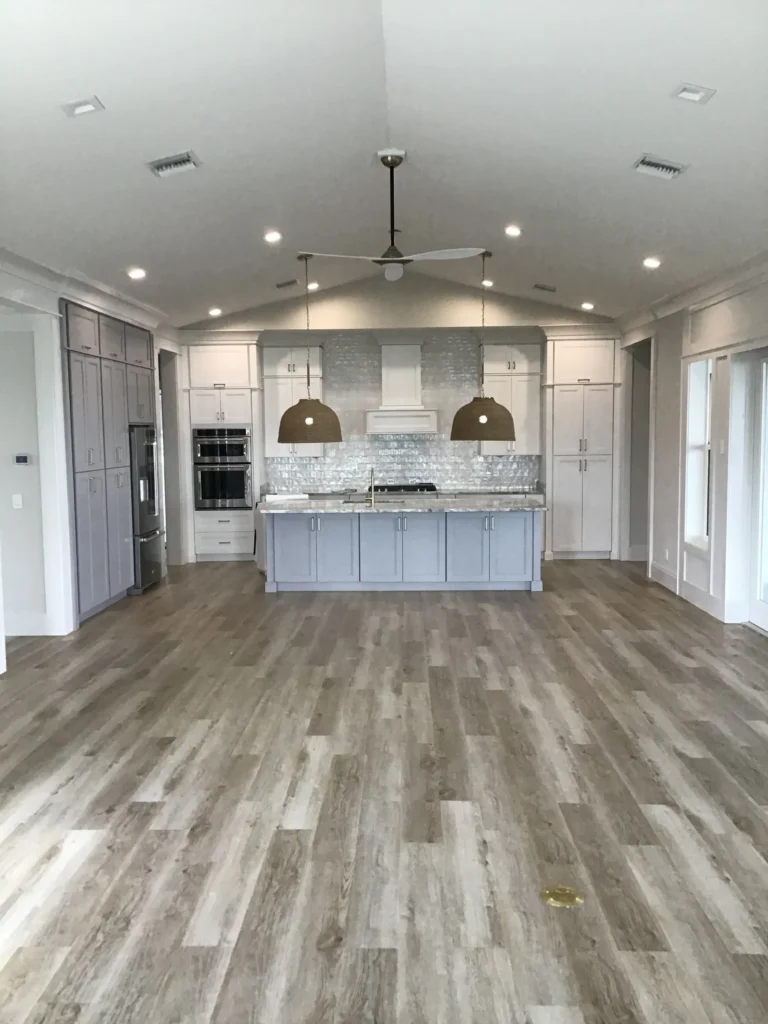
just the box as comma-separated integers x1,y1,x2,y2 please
450,251,516,442
277,256,342,445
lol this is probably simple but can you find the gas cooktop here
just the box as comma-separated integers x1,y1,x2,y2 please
368,482,437,494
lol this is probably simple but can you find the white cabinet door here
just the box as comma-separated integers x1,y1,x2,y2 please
583,385,613,455
381,344,421,407
510,374,540,455
220,390,252,424
293,346,322,378
189,345,250,388
262,347,293,377
480,375,513,455
190,390,222,425
582,456,613,551
483,345,512,375
508,344,542,375
554,339,615,384
263,377,294,457
553,386,584,455
552,457,584,552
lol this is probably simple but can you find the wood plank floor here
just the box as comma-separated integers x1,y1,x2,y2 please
1,561,768,1023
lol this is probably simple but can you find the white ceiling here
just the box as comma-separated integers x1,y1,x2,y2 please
1,0,766,325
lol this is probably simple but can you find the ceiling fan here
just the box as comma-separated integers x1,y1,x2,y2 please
299,149,485,281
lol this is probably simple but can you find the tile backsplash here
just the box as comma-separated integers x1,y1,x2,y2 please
264,331,541,492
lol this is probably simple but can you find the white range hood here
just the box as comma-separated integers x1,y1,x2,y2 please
365,340,438,434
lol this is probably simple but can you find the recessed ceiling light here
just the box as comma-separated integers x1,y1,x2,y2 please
307,281,319,291
264,230,282,244
673,83,716,105
61,96,104,118
643,256,662,269
127,267,146,280
581,302,595,311
504,224,522,238
482,279,494,288
208,307,222,317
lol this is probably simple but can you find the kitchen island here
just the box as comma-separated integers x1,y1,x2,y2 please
260,494,545,592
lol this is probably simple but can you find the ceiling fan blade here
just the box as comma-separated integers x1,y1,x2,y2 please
298,251,381,261
407,247,486,261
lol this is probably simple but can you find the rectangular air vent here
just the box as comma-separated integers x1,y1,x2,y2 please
147,151,200,178
533,283,557,293
276,278,299,289
633,154,687,180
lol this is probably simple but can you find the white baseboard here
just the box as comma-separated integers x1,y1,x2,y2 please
679,581,725,622
650,563,677,593
553,551,611,560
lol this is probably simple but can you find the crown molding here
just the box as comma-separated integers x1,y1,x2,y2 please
543,324,618,341
0,248,169,329
616,250,768,335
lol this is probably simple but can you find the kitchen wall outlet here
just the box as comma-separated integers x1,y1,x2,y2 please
12,494,23,509
664,548,669,562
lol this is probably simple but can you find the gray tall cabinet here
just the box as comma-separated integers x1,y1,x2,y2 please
64,302,155,619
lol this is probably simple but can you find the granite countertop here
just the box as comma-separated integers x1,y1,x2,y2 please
260,494,547,514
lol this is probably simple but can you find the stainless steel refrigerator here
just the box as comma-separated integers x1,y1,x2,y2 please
128,425,163,593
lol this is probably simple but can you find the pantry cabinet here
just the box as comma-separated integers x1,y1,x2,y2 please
553,384,613,456
552,455,613,554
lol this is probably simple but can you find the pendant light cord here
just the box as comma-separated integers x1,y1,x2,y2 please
301,254,312,399
480,251,487,398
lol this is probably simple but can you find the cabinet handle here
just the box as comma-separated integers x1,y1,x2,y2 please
310,517,315,532
89,477,96,493
87,448,94,465
507,360,511,370
403,516,407,531
491,516,495,530
578,439,583,451
512,360,516,370
219,541,231,545
484,516,489,531
213,383,225,389
584,459,588,472
82,344,92,351
218,519,231,523
397,517,401,531
579,459,583,472
578,378,590,382
584,438,588,451
317,517,322,532
221,408,226,421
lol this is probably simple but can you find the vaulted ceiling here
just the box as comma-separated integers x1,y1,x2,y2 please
1,0,766,325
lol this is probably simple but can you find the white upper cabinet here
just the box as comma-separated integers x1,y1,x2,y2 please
480,373,541,457
189,345,250,388
583,385,614,455
190,388,252,425
553,339,615,384
190,390,223,425
381,343,422,407
484,343,542,375
220,390,252,424
263,377,324,457
262,346,322,378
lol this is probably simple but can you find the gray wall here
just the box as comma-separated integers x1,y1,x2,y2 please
265,331,540,493
0,329,46,631
629,339,651,552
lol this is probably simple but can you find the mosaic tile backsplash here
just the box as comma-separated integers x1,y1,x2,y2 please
264,332,541,493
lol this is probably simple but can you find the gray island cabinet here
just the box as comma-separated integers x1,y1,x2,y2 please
262,496,544,593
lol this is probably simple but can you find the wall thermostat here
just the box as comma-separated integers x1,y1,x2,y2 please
14,454,31,465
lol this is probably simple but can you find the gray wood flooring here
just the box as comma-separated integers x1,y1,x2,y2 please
1,561,768,1022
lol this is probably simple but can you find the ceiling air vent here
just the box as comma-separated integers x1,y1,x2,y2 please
147,151,200,178
633,154,687,180
533,283,557,293
276,278,299,289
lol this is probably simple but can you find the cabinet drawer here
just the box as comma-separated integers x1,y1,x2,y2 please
195,531,253,555
194,510,254,534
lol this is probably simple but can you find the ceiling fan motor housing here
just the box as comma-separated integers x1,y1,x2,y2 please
378,147,406,168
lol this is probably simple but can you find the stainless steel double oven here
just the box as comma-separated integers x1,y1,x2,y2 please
193,428,253,510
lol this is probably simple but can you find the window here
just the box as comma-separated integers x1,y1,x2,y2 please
684,358,713,545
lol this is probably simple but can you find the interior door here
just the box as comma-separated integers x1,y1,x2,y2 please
750,359,768,630
581,456,613,552
552,386,584,455
583,385,614,455
552,456,583,552
480,375,513,455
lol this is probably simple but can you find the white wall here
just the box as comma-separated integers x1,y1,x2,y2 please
0,327,46,633
183,271,613,332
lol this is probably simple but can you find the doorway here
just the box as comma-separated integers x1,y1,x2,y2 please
623,338,652,566
749,354,768,630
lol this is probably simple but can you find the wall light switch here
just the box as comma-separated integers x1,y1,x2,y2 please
12,494,22,509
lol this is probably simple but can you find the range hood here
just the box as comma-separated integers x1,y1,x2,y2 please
365,340,438,434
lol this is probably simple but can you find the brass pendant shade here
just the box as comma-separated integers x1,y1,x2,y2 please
278,398,342,444
450,396,515,441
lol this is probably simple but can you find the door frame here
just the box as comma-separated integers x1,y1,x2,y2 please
618,335,655,571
